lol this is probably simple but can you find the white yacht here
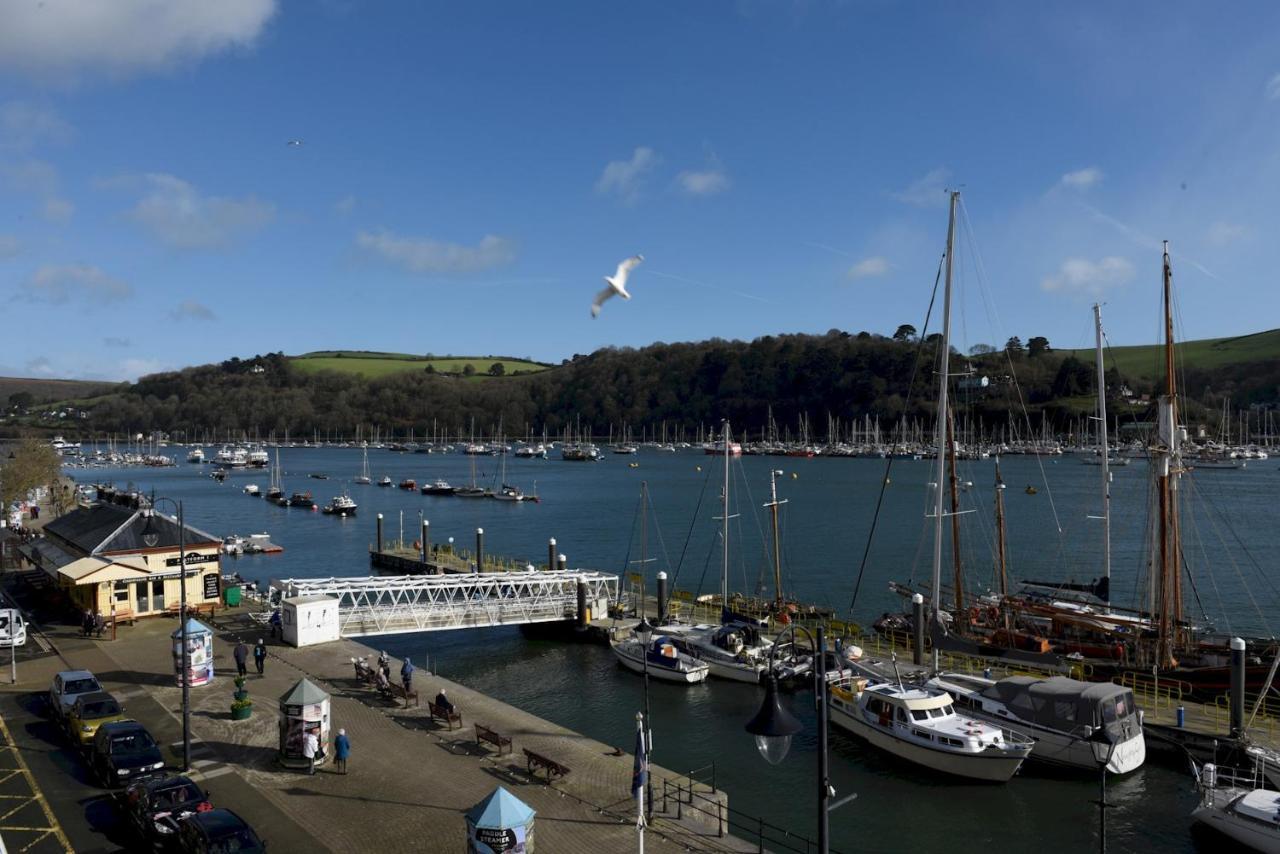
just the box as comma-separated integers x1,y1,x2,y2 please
322,494,358,516
610,635,709,684
213,445,248,468
660,622,770,683
243,484,260,497
246,444,270,468
1193,764,1280,852
187,448,206,464
828,677,1034,782
927,673,1145,774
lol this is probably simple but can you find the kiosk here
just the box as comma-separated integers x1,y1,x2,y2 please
170,618,214,687
281,595,340,648
466,787,535,853
278,678,330,770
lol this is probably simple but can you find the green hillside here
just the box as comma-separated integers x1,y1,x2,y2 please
289,351,552,379
0,377,119,406
1057,329,1280,384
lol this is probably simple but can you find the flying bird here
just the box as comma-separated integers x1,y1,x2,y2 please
287,139,304,147
591,254,643,318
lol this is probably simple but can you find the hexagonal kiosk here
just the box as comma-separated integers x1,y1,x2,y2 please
170,617,214,687
278,677,330,770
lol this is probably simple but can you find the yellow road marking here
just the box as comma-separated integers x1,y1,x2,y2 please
0,713,73,853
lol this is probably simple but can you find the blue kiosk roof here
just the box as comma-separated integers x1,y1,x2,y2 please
466,786,535,828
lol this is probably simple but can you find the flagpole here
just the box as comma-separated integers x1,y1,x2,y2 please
634,711,647,854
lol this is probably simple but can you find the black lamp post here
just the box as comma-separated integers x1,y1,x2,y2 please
1088,725,1117,853
634,614,654,821
745,624,831,854
142,498,190,772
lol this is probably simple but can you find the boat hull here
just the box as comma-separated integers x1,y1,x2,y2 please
1192,802,1280,853
829,703,1026,782
610,642,709,683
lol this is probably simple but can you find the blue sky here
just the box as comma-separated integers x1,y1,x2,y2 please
2,1,1279,381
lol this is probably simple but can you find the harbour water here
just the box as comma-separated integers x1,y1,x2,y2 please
78,446,1278,852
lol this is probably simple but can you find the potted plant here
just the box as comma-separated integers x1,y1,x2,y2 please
233,676,249,702
230,697,252,721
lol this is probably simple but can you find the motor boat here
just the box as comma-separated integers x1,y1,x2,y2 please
421,480,456,495
286,492,315,509
1193,763,1280,852
243,484,260,497
659,622,770,683
398,478,417,490
221,535,246,556
377,476,393,487
187,448,205,464
927,672,1145,774
322,494,358,516
828,677,1034,782
610,634,709,684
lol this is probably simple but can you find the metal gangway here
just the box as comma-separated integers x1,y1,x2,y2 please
269,570,618,637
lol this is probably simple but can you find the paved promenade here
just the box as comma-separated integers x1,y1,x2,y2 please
5,601,750,853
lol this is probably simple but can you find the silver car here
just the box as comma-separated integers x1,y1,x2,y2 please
49,670,101,719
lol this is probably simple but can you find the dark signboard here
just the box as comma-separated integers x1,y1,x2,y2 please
203,572,220,601
164,552,219,568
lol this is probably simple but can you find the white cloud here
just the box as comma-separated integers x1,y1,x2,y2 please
22,265,133,304
1060,167,1103,190
119,358,169,380
1206,221,1251,247
43,197,74,223
847,256,891,280
891,167,950,207
1040,257,1135,296
334,195,356,215
1267,72,1280,100
0,1,278,83
356,231,516,274
24,356,57,377
0,235,20,259
119,173,274,248
595,147,658,202
171,300,216,320
677,168,730,196
0,101,74,151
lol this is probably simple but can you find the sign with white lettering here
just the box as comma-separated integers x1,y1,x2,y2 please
203,572,220,601
164,552,218,568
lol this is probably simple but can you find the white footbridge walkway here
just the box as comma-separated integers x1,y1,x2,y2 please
268,570,618,637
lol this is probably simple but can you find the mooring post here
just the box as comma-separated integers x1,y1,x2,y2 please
376,513,383,554
557,553,567,573
421,519,429,564
657,571,668,625
912,593,925,665
577,579,588,628
1230,636,1246,737
475,527,484,572
548,537,556,572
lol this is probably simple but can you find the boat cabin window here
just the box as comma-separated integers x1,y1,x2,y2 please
1101,691,1134,723
941,704,954,716
1054,700,1077,722
928,708,946,718
911,709,929,721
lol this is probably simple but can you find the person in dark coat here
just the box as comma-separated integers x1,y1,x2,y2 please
434,689,455,715
334,728,350,774
400,658,415,692
93,611,105,638
233,639,248,677
269,609,282,639
253,639,267,675
81,609,94,638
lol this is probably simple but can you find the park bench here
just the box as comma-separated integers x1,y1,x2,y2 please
106,608,135,627
389,682,419,707
166,602,218,619
429,701,462,730
475,723,512,756
523,748,570,783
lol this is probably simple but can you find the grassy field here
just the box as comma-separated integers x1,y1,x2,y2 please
1057,328,1280,383
0,377,118,405
290,351,552,379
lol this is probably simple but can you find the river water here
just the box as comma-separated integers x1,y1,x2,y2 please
78,446,1278,852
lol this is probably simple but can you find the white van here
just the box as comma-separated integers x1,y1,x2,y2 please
0,609,27,647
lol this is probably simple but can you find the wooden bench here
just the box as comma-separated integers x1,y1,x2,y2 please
429,701,462,730
165,602,218,618
523,747,570,782
106,609,135,627
475,723,512,756
389,682,419,707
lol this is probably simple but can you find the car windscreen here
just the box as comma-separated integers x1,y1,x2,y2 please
65,678,100,694
81,700,120,718
110,731,156,753
208,827,262,852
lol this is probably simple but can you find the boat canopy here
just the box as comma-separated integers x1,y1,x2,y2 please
980,676,1135,731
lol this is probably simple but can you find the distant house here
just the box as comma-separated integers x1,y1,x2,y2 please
250,364,265,374
22,487,223,620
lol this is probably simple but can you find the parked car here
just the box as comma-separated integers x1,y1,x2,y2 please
65,691,127,746
89,721,164,786
48,670,101,719
123,774,211,848
0,608,26,647
175,809,266,853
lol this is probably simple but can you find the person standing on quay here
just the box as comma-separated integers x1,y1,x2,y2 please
253,639,267,675
400,657,415,693
303,729,319,776
233,639,249,678
334,728,350,774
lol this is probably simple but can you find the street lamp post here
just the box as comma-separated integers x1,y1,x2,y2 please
634,615,654,822
142,498,189,772
744,624,833,854
1088,727,1117,853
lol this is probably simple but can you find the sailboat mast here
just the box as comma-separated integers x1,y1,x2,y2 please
931,190,959,617
1093,303,1112,606
946,409,964,620
766,468,788,610
994,457,1011,635
722,420,731,616
1156,240,1183,666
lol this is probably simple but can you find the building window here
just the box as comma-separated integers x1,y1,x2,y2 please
113,582,130,603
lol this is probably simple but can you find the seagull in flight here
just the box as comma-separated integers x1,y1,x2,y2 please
287,139,304,147
591,254,643,318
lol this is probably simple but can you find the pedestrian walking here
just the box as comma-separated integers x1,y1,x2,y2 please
400,657,415,692
303,730,319,776
93,611,105,638
269,609,282,639
81,609,94,638
334,728,350,774
253,639,267,675
233,639,248,677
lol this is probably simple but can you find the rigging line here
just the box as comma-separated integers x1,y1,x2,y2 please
693,531,722,602
644,488,677,586
667,461,715,591
732,455,774,600
1185,475,1274,634
846,250,946,616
